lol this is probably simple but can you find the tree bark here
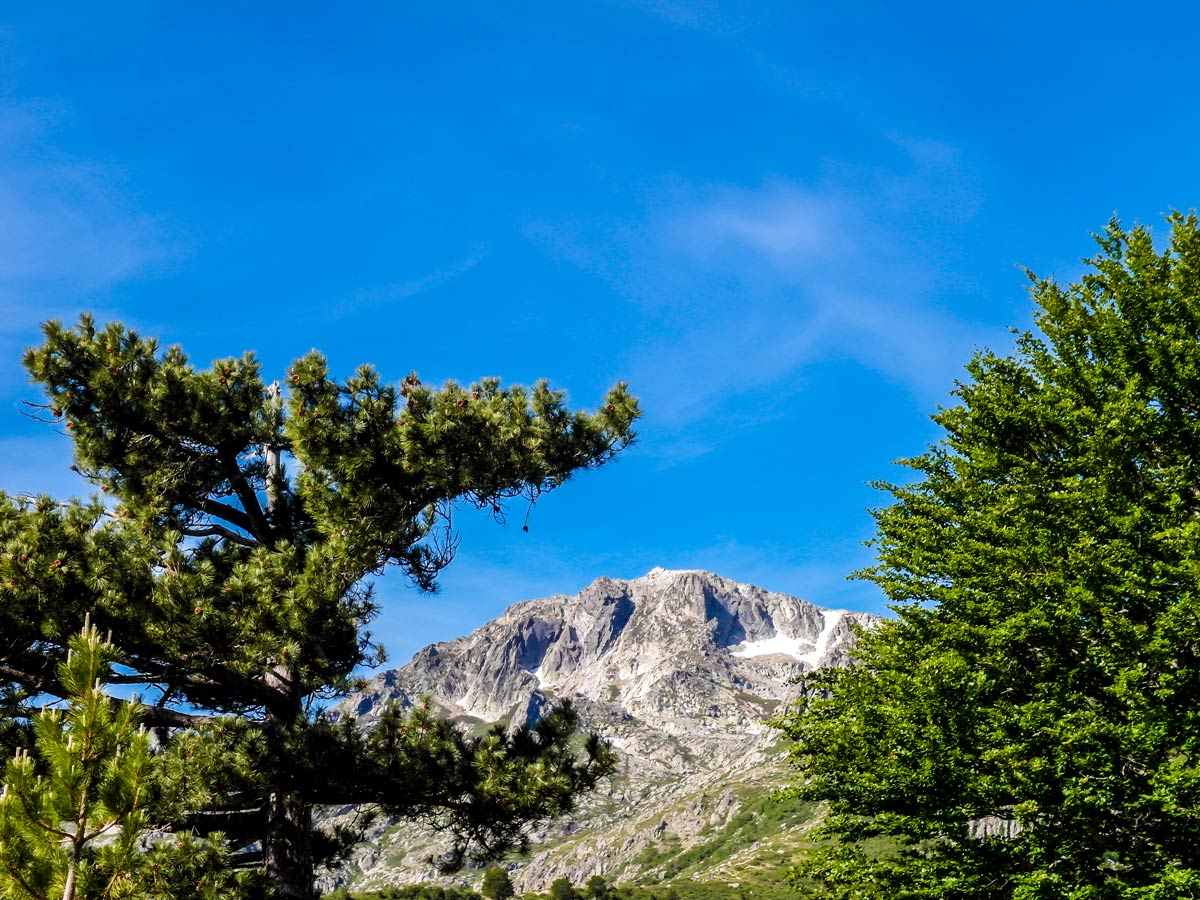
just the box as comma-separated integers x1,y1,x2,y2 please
263,661,314,900
264,788,314,900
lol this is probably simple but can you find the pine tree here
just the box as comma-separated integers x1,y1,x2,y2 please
0,622,238,900
1,317,639,900
775,214,1200,898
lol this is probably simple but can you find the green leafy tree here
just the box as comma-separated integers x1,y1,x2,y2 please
548,879,575,900
775,213,1200,898
0,621,238,900
1,317,639,900
480,868,514,900
583,875,608,900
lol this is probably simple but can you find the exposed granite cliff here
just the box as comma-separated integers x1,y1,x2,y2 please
332,568,879,893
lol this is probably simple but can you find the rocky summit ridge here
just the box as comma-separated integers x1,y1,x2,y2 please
332,568,879,893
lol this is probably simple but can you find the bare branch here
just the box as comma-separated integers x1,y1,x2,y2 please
176,666,294,719
197,496,258,535
135,704,219,728
180,523,258,548
220,456,274,545
0,663,54,696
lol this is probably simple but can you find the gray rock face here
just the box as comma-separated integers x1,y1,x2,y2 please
332,568,879,893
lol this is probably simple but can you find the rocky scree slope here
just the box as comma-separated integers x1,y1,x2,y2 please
332,568,878,893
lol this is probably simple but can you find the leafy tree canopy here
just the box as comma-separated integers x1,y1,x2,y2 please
1,316,639,900
585,875,609,900
776,213,1200,899
480,867,514,900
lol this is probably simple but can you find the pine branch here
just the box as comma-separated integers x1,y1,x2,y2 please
0,857,42,900
92,657,289,720
103,673,167,685
82,817,121,843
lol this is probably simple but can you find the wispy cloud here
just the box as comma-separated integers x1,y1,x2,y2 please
333,245,490,318
527,136,1000,460
670,536,889,615
617,0,722,29
669,181,850,273
0,162,160,292
0,433,83,500
0,101,180,494
616,0,767,34
0,103,179,333
369,548,595,664
0,100,185,419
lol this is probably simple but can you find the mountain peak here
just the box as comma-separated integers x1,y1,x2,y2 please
640,565,708,579
349,569,877,727
334,572,881,891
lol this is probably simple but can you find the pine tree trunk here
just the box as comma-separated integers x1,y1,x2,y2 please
63,783,89,900
264,789,314,900
264,661,314,900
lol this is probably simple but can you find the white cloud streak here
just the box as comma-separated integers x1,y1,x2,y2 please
0,102,179,497
527,135,1003,458
617,0,722,29
0,103,179,336
0,101,183,400
334,245,490,318
0,434,82,499
671,183,849,272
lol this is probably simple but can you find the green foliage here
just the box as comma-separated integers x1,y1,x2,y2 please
775,213,1200,898
0,623,239,900
329,886,481,900
481,867,514,900
302,697,616,872
548,878,575,900
327,877,798,900
584,876,608,900
2,317,639,899
625,789,814,883
631,835,682,871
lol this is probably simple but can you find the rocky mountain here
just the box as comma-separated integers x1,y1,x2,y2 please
331,568,879,894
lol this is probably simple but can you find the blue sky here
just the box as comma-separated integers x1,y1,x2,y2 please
1,2,1197,664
